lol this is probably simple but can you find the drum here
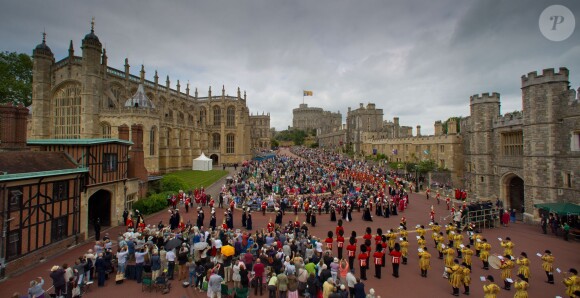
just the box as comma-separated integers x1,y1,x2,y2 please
488,255,502,269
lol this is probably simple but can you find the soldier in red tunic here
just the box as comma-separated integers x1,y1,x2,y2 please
374,247,385,279
325,231,334,250
261,200,267,216
346,239,357,270
293,200,299,215
337,230,345,259
358,245,369,280
267,218,275,233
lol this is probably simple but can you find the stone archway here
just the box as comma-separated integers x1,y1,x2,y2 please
210,154,219,165
88,189,112,228
501,173,525,214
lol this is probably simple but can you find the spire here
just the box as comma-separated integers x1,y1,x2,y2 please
195,87,198,99
124,58,130,78
177,80,181,93
34,30,52,56
91,17,95,33
237,87,241,99
186,81,190,96
154,70,159,85
166,75,170,88
42,30,46,44
244,90,247,101
208,86,212,98
140,65,145,83
222,84,225,97
68,40,74,57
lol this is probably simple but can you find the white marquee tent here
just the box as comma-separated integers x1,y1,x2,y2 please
192,153,212,171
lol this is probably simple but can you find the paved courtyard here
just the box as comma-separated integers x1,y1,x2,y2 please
1,149,578,298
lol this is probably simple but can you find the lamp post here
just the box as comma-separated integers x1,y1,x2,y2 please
415,165,419,192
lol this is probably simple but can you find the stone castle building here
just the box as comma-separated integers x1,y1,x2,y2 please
292,103,341,134
249,112,272,150
30,24,270,175
462,68,580,221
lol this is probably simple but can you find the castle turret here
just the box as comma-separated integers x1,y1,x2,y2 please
416,125,421,137
31,32,54,139
434,121,443,136
521,67,572,218
393,117,400,138
80,18,103,138
140,65,145,83
448,118,457,135
468,92,500,199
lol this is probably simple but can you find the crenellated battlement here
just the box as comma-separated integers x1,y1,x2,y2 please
469,92,500,103
493,110,523,128
521,67,569,88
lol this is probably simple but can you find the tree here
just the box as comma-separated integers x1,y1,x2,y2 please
417,159,437,173
0,51,33,106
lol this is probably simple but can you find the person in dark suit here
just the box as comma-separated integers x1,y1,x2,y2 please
94,253,107,287
94,218,101,241
353,278,366,298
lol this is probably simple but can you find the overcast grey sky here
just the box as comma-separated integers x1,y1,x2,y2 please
1,0,579,133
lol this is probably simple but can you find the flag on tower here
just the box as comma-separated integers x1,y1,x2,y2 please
303,90,313,96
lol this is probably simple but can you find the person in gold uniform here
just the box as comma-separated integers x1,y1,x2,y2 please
446,223,456,245
461,262,471,295
461,244,474,270
562,268,579,298
418,247,431,277
399,226,408,240
500,237,514,256
513,274,529,298
431,222,441,247
516,252,530,283
541,250,555,284
473,233,483,257
454,232,464,258
436,232,445,259
483,275,501,298
418,235,427,250
416,225,426,238
480,238,491,270
387,229,397,251
445,259,462,296
400,237,409,265
443,245,455,267
499,254,514,290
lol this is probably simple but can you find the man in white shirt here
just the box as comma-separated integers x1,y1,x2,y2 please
346,269,357,298
166,249,176,280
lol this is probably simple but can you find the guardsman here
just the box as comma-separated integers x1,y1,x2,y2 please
358,245,369,280
346,239,357,270
499,254,515,290
483,275,501,298
541,250,555,284
267,217,275,233
418,247,431,277
325,231,334,251
261,200,267,216
336,230,345,259
500,237,514,256
293,199,299,215
515,252,530,283
446,259,462,296
373,246,384,279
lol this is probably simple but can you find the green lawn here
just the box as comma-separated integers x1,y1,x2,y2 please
164,170,228,189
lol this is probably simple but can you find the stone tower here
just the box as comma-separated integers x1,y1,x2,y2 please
468,92,500,199
31,32,54,139
521,68,572,215
80,19,102,138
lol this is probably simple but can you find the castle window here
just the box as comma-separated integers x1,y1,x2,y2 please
101,122,111,138
213,106,221,126
53,181,69,202
226,134,235,153
501,131,523,156
6,230,20,259
103,153,118,172
563,171,573,188
481,176,484,183
227,107,235,127
51,216,68,242
440,159,446,169
212,133,221,150
175,130,180,147
9,187,23,212
149,127,156,156
199,108,206,126
571,131,580,151
440,145,445,152
53,84,82,139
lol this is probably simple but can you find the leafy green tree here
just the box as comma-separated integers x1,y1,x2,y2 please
417,159,437,173
0,51,33,106
270,139,279,149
